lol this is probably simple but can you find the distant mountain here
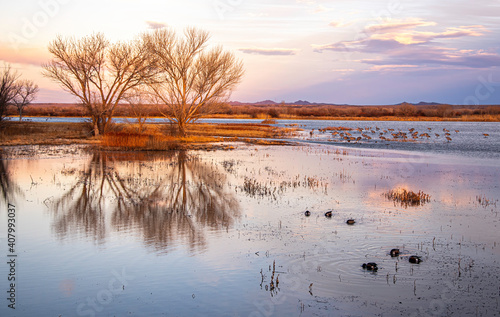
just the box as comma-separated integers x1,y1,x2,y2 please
292,100,313,105
397,101,443,106
229,100,331,106
229,100,450,107
254,100,277,105
416,101,442,106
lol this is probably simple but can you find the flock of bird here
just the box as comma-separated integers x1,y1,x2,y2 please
309,126,474,143
304,209,422,271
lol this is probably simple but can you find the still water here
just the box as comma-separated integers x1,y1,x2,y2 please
1,125,500,316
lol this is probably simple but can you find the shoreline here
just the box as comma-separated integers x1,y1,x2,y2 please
0,121,297,148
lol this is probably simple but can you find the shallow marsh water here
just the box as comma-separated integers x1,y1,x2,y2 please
1,130,500,316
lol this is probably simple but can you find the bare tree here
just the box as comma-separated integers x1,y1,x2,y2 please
144,28,244,136
12,79,39,121
42,33,156,136
0,64,20,122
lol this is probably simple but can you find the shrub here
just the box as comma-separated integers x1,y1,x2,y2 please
267,108,280,118
436,104,453,117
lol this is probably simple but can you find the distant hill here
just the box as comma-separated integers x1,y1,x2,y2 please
254,100,277,105
230,100,333,106
397,101,443,106
230,100,447,107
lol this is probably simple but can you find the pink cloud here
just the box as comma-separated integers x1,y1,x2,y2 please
364,19,436,34
0,45,50,66
312,19,496,69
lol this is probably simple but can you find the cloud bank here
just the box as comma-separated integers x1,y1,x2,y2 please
146,21,167,30
312,19,498,69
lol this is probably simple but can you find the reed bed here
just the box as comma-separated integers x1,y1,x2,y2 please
384,188,431,207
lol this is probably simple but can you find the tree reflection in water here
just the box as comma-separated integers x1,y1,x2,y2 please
52,150,240,252
0,152,22,202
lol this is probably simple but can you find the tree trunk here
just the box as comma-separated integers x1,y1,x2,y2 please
177,120,186,137
93,121,99,136
18,108,22,122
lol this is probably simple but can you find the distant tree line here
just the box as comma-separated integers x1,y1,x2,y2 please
14,102,500,120
214,103,500,119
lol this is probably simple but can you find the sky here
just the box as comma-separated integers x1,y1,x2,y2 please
1,0,500,105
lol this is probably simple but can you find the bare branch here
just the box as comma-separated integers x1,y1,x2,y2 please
144,27,244,135
12,79,39,121
0,64,21,121
42,33,155,135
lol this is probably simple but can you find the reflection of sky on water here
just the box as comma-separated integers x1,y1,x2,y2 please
0,143,499,316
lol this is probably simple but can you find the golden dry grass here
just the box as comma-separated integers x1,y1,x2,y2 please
102,132,149,148
0,121,294,149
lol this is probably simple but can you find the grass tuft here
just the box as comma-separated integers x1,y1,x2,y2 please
384,188,431,207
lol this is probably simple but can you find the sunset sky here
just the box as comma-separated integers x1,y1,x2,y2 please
1,0,499,105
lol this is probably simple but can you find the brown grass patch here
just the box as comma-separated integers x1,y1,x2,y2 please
102,132,149,148
0,121,296,149
102,132,180,150
0,121,94,146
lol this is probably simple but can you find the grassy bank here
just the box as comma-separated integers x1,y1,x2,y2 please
0,121,295,148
